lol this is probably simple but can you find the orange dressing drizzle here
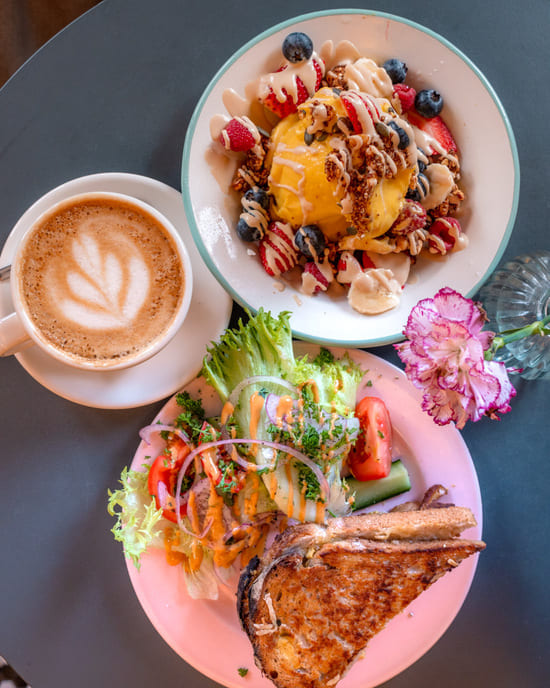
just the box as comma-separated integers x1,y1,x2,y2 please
189,542,203,572
244,470,260,518
248,391,265,456
187,490,200,533
269,470,278,500
163,529,188,567
285,460,294,517
276,394,294,426
221,400,234,425
306,379,320,403
315,499,326,524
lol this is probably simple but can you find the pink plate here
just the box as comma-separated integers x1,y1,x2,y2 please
126,345,482,687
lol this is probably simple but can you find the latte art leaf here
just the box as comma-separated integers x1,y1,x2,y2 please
57,231,151,330
19,196,185,364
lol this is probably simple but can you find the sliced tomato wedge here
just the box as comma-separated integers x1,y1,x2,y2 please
348,396,392,481
148,439,191,523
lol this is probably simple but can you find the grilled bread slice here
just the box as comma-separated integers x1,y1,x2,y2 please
237,507,485,688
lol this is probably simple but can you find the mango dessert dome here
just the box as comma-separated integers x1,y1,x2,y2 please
211,31,466,315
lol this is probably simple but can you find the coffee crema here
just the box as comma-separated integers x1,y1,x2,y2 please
18,196,185,366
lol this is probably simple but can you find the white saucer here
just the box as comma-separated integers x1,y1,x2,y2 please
0,173,233,409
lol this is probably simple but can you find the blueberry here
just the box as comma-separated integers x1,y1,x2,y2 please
236,216,264,242
417,147,428,173
414,89,444,118
407,172,429,202
243,186,270,211
382,58,408,84
406,188,421,202
387,120,410,149
294,224,326,260
282,32,314,63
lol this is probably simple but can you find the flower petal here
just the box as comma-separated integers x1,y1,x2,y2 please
395,288,513,428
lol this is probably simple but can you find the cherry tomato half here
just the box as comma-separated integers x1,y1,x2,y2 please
148,439,191,523
348,396,392,481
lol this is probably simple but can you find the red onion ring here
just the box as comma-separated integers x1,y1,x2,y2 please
139,423,191,446
174,437,330,534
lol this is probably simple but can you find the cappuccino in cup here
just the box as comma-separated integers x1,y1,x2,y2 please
8,192,192,370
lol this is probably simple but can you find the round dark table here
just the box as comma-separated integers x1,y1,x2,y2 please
0,1,548,687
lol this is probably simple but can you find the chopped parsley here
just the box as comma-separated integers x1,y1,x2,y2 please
237,667,249,677
174,391,205,444
297,462,322,501
313,347,335,367
216,458,241,495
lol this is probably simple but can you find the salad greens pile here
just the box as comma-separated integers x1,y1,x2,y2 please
202,309,363,519
108,308,365,598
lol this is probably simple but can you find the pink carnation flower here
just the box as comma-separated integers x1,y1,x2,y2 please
395,287,516,429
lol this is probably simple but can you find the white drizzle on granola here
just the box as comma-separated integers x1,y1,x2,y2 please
210,37,468,315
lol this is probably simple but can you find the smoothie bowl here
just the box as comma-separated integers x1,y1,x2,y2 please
182,9,519,347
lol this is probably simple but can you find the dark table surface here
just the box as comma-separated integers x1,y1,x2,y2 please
0,1,548,687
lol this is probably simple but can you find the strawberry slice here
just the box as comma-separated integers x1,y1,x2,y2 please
336,251,362,284
340,94,362,133
219,118,256,152
262,59,323,118
340,91,380,134
263,80,308,119
407,110,457,155
302,261,331,293
259,222,297,276
312,58,324,90
361,253,377,270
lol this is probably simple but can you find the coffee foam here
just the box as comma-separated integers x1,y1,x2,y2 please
18,197,185,365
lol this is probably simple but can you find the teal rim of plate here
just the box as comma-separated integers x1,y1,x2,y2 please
181,8,520,349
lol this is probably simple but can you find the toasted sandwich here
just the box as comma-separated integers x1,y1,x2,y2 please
237,505,485,688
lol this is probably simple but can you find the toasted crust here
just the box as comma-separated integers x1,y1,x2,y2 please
262,506,478,566
238,508,485,688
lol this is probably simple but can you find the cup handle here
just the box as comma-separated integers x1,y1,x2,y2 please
0,312,31,356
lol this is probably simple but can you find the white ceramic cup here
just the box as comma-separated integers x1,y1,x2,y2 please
0,191,193,370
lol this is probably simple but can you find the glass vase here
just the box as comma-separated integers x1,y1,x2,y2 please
479,251,550,380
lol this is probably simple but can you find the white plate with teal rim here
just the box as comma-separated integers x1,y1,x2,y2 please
182,9,519,348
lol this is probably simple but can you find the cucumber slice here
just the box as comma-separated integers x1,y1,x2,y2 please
348,459,411,510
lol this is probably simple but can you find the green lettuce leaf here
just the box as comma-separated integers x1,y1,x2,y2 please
107,466,165,569
291,348,363,416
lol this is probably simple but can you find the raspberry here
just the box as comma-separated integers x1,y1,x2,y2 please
391,200,428,235
219,118,256,152
393,84,416,113
428,217,463,255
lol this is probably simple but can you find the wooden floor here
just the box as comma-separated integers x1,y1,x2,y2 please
0,0,102,86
